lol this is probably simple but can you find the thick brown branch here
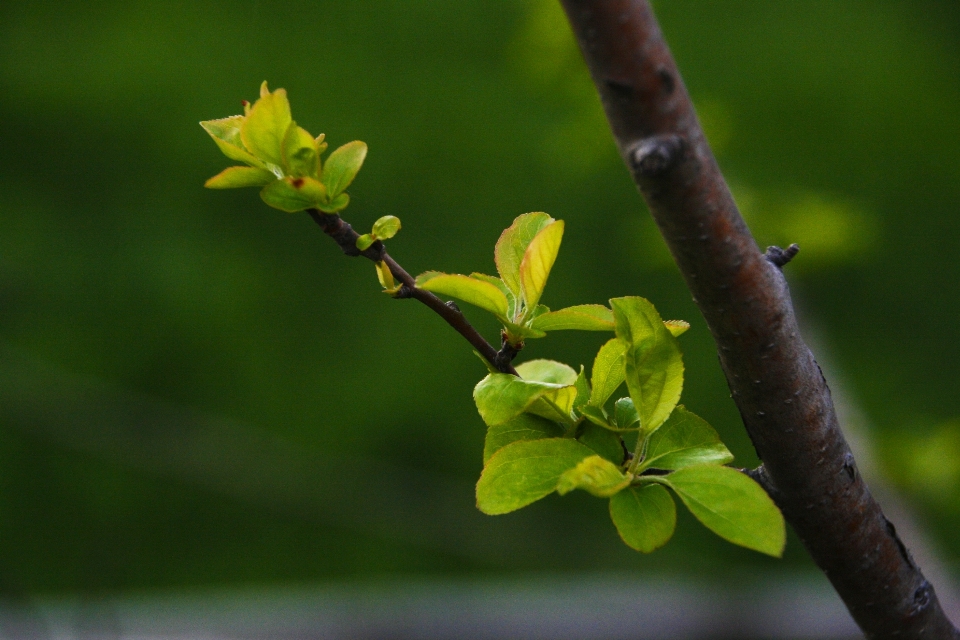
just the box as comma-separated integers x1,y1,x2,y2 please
559,1,959,637
306,210,517,376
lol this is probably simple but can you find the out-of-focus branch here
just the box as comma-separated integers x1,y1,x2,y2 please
558,1,958,637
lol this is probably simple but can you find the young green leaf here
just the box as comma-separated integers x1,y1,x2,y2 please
474,373,568,427
529,304,615,332
476,438,595,515
663,465,786,557
375,261,401,295
557,455,630,497
372,215,401,240
470,274,517,319
519,220,564,309
578,422,625,464
494,212,554,297
483,413,564,464
281,122,320,178
204,166,276,189
515,359,579,423
416,272,509,319
200,116,267,169
502,319,547,342
638,406,734,472
611,297,684,436
322,140,367,197
613,397,640,430
609,484,677,553
317,192,349,213
573,366,590,413
356,234,375,251
259,176,327,212
589,338,627,408
527,388,578,424
515,359,578,386
580,404,611,429
241,82,292,166
664,320,691,337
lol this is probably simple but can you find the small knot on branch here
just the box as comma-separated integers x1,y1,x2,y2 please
494,333,523,373
629,134,684,177
764,243,800,268
445,300,461,313
912,580,932,614
746,464,782,504
394,284,414,299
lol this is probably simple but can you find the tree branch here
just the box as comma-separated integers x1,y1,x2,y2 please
558,1,959,637
306,210,517,376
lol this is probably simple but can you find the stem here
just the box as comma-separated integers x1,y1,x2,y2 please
559,1,958,637
626,427,646,476
307,210,517,376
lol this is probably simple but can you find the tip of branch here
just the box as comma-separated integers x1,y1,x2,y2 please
765,243,800,268
629,134,684,177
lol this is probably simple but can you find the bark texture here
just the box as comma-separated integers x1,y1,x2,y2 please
558,1,960,637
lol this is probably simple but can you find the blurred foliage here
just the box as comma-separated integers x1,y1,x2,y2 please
0,0,959,594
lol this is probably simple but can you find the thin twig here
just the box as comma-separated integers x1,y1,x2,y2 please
559,0,959,637
306,210,518,376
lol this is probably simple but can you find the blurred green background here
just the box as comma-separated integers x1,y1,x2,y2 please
0,0,958,599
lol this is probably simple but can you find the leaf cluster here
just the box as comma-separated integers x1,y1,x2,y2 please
201,82,366,214
415,212,618,347
466,218,786,557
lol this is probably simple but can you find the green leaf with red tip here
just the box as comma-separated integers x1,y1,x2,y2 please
323,140,367,197
495,212,553,297
519,220,564,309
557,455,629,497
609,484,677,552
530,304,614,332
416,272,509,319
204,166,276,189
476,438,595,515
241,83,292,166
662,465,786,557
259,176,327,212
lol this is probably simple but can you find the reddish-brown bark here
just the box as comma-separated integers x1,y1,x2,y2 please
558,1,959,637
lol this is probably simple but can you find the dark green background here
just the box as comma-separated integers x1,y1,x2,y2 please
1,0,958,595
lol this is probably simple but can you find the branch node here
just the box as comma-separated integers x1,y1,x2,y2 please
629,134,684,177
394,283,414,299
445,300,461,313
746,464,782,504
494,333,523,373
842,451,858,481
764,243,800,268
